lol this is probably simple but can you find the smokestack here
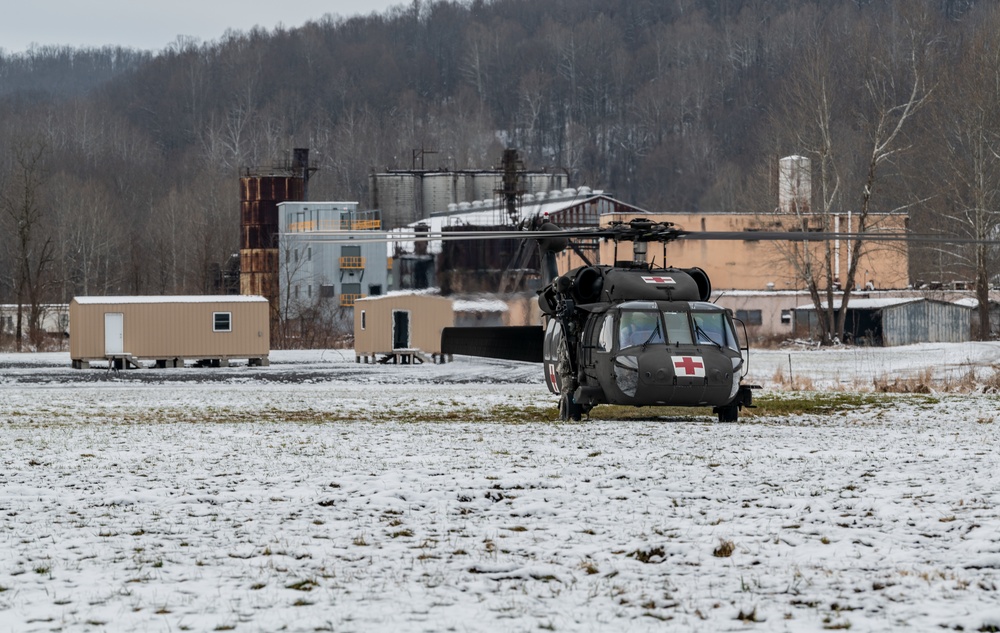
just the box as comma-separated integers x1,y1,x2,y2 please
292,148,312,201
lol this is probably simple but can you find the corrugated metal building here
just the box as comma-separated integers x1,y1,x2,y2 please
793,298,972,346
70,296,270,368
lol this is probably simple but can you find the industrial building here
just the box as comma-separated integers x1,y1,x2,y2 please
792,298,973,346
69,296,270,368
597,208,910,293
389,187,645,293
370,166,569,229
277,202,389,319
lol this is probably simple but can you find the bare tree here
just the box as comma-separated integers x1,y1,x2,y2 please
1,137,54,350
764,6,931,344
51,173,126,297
837,10,933,340
928,12,1000,339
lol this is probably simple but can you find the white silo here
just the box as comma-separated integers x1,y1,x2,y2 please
779,155,811,214
422,172,456,215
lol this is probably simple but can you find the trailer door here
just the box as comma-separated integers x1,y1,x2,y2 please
392,310,410,349
105,312,124,355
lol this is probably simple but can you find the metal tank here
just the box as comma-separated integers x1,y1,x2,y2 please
778,155,811,214
370,173,422,229
524,172,568,195
422,172,457,215
240,151,309,328
471,171,499,202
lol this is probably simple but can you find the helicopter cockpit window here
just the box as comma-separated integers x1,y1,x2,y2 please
662,311,693,345
618,310,663,349
692,312,738,350
597,313,614,352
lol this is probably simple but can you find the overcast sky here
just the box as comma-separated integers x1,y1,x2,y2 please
2,0,405,54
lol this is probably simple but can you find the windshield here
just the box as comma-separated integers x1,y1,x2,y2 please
615,308,739,350
662,311,693,345
618,310,663,349
692,312,738,350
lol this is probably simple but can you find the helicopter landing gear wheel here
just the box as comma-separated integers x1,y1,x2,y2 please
559,393,583,422
716,403,739,423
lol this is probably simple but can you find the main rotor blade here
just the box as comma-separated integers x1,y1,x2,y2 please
441,326,544,363
287,228,998,245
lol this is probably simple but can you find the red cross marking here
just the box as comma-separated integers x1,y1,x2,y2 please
642,276,675,284
673,356,704,376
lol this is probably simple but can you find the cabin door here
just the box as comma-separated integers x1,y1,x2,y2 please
104,313,124,355
392,310,410,349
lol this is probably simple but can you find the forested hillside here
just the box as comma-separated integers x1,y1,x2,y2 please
1,0,998,342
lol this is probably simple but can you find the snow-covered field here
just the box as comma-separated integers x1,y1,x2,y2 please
2,345,1000,632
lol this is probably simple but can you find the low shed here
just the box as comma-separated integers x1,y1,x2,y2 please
354,294,453,363
793,298,972,346
70,296,270,368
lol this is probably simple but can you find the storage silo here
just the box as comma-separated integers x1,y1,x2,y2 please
779,155,811,214
525,172,568,195
370,172,422,229
471,171,499,202
453,171,469,205
422,172,456,215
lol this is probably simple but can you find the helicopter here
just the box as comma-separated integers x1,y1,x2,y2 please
440,218,756,422
312,215,953,422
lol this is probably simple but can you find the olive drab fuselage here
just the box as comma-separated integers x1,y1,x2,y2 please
539,264,754,421
543,300,744,406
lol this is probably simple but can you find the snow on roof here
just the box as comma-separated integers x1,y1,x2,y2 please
794,297,923,310
453,299,509,313
73,295,268,305
354,291,509,312
793,297,979,311
388,189,630,255
354,289,451,305
714,289,814,297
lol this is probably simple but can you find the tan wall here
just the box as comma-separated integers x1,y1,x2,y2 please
600,212,909,291
70,298,270,360
713,293,804,340
354,295,454,354
503,294,544,327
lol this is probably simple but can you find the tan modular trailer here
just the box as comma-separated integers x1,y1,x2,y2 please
354,294,454,364
69,296,270,369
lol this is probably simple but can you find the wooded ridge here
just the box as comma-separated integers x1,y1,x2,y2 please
1,0,997,340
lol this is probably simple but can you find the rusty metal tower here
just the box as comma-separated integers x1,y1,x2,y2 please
239,149,313,331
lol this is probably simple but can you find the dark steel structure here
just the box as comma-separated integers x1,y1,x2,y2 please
239,149,312,326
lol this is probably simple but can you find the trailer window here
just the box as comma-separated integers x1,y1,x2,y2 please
214,312,232,332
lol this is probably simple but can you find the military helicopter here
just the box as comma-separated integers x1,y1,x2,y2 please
440,218,755,422
322,216,943,422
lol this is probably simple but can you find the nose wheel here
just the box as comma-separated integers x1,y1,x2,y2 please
713,384,758,423
715,403,739,423
559,393,585,421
